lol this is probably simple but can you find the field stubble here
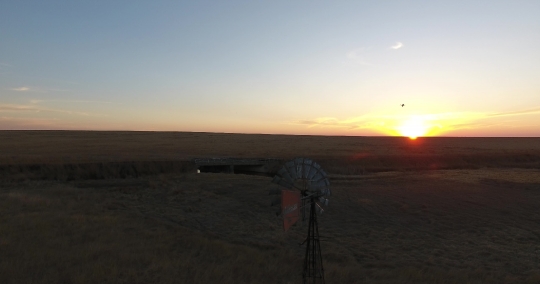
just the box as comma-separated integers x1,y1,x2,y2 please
2,169,540,283
1,131,540,180
2,131,540,283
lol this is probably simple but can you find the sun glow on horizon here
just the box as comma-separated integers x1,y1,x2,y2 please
398,116,430,139
293,111,508,137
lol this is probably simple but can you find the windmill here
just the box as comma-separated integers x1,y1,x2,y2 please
269,158,331,284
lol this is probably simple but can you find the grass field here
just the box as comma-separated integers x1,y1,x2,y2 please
1,131,540,179
1,131,540,283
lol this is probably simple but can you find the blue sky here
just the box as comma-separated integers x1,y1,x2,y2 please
1,1,539,136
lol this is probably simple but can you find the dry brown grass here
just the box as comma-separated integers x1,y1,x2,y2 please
0,175,300,284
1,131,540,163
1,131,540,179
2,170,540,283
2,131,540,283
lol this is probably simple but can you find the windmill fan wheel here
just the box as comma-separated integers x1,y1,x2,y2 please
271,157,331,216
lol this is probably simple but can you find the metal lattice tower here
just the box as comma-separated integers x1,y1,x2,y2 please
303,198,325,284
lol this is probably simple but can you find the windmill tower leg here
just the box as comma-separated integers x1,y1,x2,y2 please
303,198,325,284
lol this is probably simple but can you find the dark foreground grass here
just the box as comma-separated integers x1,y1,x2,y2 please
2,171,540,283
0,177,299,284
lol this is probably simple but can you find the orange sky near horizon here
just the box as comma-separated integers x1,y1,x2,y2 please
1,1,539,137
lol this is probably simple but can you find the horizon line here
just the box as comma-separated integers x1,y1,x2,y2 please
0,129,539,138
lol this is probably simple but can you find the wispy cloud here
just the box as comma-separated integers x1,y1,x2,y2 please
9,86,47,92
30,99,113,104
390,42,403,50
290,112,495,136
0,103,106,117
11,87,30,91
295,117,341,127
8,86,71,93
292,115,395,133
488,107,540,117
346,48,374,66
0,116,62,130
294,116,384,130
0,104,35,112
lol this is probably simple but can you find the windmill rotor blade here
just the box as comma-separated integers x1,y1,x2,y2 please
301,192,317,200
277,168,294,183
285,160,295,168
285,161,297,180
279,179,295,189
321,188,331,196
309,168,327,181
294,158,304,179
311,163,322,178
310,179,329,191
311,172,328,183
311,177,329,186
324,188,332,197
307,164,318,180
318,197,329,207
273,176,294,189
302,165,311,179
316,203,324,214
301,159,312,179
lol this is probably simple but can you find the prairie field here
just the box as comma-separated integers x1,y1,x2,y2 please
1,131,540,179
1,131,540,283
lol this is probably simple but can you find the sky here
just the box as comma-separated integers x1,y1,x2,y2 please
1,0,539,137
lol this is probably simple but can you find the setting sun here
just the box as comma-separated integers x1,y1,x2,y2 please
398,117,429,139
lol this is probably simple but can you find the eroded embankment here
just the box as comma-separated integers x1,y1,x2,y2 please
0,160,196,181
2,152,540,181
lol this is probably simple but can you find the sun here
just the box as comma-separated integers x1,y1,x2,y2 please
398,117,429,139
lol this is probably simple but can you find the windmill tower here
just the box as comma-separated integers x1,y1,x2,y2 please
270,158,330,284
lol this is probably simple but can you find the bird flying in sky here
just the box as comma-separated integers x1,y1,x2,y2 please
401,104,405,107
